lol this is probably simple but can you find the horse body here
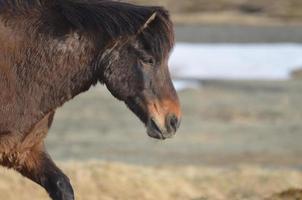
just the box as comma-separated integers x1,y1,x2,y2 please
0,1,181,199
0,22,93,156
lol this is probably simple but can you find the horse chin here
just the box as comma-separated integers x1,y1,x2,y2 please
146,127,166,140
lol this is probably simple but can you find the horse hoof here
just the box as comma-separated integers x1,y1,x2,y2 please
47,177,75,200
57,180,74,200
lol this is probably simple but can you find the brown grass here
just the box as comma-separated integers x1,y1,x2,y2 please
1,161,302,200
267,189,302,200
128,0,302,25
291,69,302,79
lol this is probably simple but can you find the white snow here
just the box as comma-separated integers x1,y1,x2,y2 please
169,43,302,81
172,79,201,91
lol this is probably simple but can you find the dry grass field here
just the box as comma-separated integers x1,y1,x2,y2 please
46,81,302,167
1,161,302,200
0,80,300,200
128,0,302,25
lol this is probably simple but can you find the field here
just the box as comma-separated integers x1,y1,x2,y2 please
129,0,302,25
1,162,302,200
1,80,301,199
46,80,302,168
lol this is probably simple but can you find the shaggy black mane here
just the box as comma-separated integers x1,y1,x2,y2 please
0,0,174,59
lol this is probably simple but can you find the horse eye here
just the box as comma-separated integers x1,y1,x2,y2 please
143,57,155,65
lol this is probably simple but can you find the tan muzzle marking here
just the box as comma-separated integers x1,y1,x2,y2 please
147,98,181,128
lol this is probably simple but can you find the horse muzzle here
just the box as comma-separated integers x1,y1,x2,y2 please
125,95,181,139
146,114,181,140
145,96,182,140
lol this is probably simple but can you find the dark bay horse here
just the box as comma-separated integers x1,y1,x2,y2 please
0,0,181,199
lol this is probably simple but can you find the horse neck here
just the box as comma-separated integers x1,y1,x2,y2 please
31,33,100,112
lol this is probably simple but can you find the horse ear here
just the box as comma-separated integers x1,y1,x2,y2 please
137,12,157,34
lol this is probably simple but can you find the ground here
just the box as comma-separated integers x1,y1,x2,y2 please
129,0,302,25
1,80,299,199
1,162,302,200
46,80,302,168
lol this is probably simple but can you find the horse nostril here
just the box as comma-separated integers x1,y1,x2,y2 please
166,114,179,133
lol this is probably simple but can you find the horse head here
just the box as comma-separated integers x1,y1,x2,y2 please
100,11,181,140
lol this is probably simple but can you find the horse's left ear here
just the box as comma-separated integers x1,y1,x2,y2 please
137,12,157,34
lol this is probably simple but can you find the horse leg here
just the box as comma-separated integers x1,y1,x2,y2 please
17,144,74,200
1,111,74,200
21,112,74,200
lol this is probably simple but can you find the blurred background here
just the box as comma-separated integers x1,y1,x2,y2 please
2,1,302,200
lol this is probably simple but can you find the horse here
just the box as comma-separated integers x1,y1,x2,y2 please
0,0,181,199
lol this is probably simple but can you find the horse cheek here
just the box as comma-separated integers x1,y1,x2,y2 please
104,65,134,100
